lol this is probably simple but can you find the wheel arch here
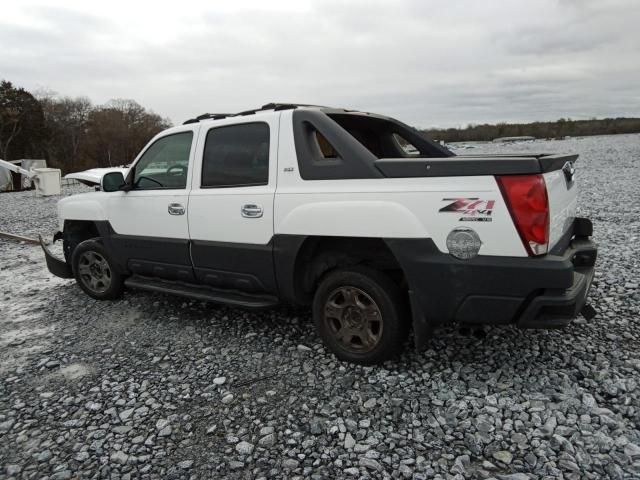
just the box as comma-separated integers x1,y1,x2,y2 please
63,219,101,237
61,220,116,267
274,235,407,306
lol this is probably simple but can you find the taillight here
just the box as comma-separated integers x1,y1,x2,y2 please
496,174,549,256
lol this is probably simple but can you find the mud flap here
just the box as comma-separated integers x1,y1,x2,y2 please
39,235,74,279
409,290,434,350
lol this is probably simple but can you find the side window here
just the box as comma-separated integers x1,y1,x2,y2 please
202,123,269,188
133,132,193,190
314,131,339,159
392,133,419,156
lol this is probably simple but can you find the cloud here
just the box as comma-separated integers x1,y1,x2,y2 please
0,0,638,127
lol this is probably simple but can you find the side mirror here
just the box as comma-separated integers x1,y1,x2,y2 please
102,171,126,192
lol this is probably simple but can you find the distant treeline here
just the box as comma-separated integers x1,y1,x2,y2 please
424,117,640,143
0,80,171,175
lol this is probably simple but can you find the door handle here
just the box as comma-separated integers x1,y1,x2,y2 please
241,204,263,218
168,203,186,215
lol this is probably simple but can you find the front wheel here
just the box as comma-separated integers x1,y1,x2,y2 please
312,266,408,365
71,239,124,300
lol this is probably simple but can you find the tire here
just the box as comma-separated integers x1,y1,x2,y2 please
71,239,124,300
312,266,409,365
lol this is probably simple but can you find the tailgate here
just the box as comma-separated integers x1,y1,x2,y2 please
542,155,578,250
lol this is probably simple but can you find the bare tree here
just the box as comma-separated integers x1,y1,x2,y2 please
82,99,171,168
0,82,26,160
3,81,171,173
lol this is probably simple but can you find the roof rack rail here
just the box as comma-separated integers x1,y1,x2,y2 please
182,103,327,124
261,103,327,110
183,113,233,125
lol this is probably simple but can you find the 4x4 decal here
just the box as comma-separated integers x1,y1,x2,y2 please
440,198,495,222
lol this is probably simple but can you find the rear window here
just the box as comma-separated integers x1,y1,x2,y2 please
202,123,269,188
327,113,446,159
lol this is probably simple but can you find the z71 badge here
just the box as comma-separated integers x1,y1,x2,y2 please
439,198,495,222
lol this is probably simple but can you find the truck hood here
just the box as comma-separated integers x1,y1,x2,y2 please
65,167,128,186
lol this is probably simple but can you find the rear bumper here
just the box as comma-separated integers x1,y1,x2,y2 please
40,234,74,279
461,237,597,329
516,239,595,328
385,217,597,348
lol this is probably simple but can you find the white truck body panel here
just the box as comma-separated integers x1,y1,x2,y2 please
57,192,109,230
274,110,526,256
56,107,574,259
103,124,199,241
106,190,191,239
187,112,280,245
544,169,578,250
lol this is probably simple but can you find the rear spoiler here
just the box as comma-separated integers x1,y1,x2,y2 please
374,153,578,178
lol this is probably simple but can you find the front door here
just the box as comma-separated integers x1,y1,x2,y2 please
188,116,279,293
105,126,198,281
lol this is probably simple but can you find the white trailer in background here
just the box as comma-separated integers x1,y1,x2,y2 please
0,163,11,191
0,158,62,195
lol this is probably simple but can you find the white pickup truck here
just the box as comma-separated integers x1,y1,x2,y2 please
41,103,597,364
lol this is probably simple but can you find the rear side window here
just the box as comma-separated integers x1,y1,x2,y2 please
392,133,419,156
314,132,338,159
202,123,269,188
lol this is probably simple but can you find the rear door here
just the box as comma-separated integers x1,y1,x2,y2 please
188,115,279,293
105,126,199,281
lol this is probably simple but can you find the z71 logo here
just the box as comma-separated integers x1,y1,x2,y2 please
439,198,495,222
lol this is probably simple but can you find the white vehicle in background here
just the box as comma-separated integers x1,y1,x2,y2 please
41,103,597,364
65,167,129,187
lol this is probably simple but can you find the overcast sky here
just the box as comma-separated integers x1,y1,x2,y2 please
2,0,639,128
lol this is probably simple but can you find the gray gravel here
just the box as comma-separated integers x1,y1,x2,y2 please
1,134,640,479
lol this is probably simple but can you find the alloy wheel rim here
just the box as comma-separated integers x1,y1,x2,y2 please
323,286,383,354
78,251,112,294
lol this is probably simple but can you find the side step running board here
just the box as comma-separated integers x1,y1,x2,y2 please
124,275,279,309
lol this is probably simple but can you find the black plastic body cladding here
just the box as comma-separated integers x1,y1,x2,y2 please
49,217,596,349
385,218,596,349
191,239,276,293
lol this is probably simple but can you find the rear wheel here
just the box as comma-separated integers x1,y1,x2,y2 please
72,239,124,300
312,266,408,364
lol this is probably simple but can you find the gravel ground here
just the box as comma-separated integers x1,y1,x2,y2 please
1,134,639,479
